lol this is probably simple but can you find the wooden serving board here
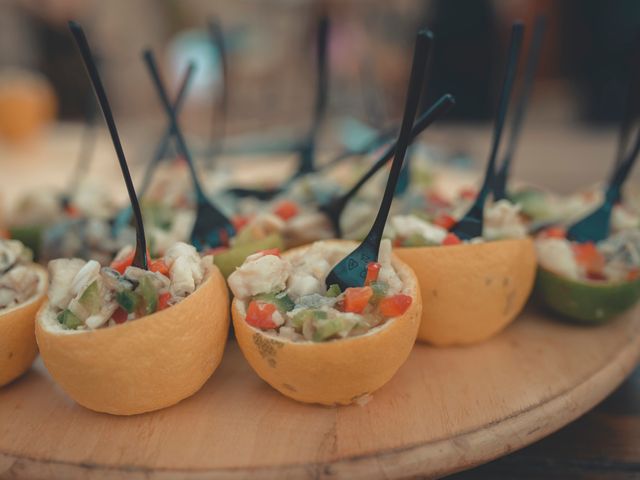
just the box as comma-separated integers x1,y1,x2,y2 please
1,304,639,480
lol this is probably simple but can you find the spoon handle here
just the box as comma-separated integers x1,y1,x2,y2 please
363,30,433,247
495,16,545,198
339,94,455,209
69,21,148,269
138,62,196,198
476,22,524,202
207,18,227,163
608,126,640,200
143,51,207,200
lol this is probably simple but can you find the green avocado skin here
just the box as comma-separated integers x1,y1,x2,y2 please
535,267,640,324
213,233,285,279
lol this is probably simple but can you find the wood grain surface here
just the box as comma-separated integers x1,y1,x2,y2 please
0,303,638,480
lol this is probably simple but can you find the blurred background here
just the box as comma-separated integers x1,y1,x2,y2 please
0,0,639,194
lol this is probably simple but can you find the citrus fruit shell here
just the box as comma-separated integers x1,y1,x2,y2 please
232,240,422,406
35,266,229,415
535,266,640,324
0,265,47,387
395,237,536,347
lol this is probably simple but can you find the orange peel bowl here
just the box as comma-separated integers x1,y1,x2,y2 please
395,238,536,346
0,265,47,387
232,240,422,406
35,267,229,415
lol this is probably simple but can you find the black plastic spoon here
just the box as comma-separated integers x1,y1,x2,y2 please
450,22,524,241
112,63,196,235
493,15,546,201
325,30,433,291
567,126,640,243
319,93,455,237
69,21,148,269
205,17,228,167
143,49,235,250
294,14,330,178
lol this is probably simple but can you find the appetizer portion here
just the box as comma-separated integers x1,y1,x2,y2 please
47,242,210,330
230,240,421,405
35,242,230,415
535,228,640,323
0,239,48,386
393,200,536,347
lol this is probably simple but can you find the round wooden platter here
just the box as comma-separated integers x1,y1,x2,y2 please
1,305,639,480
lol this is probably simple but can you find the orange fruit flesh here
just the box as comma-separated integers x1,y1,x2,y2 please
395,238,536,346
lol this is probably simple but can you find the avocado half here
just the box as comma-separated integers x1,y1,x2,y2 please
535,266,640,324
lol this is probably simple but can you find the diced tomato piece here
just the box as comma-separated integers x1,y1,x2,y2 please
459,187,477,201
426,192,451,209
572,242,605,277
273,200,299,221
627,269,640,281
0,229,8,239
393,238,403,247
434,214,456,230
149,259,170,276
365,262,381,285
379,294,413,317
232,215,250,231
113,308,128,324
541,227,567,239
158,292,172,311
258,248,281,257
110,250,136,274
343,287,373,313
442,233,462,246
64,204,80,218
245,301,278,329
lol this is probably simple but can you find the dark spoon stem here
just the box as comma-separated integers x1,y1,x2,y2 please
206,17,227,165
494,16,545,200
69,21,148,269
143,50,208,201
138,62,196,198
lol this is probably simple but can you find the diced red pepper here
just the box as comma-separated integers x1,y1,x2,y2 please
110,250,136,274
572,242,605,278
343,287,373,313
258,248,281,257
425,192,451,209
245,301,278,329
149,259,170,276
113,308,128,324
627,269,640,282
365,262,381,285
393,238,403,247
273,200,299,221
158,292,172,311
0,229,8,239
64,204,80,218
459,187,477,201
434,214,456,230
232,215,250,231
442,233,462,246
541,227,567,239
379,294,413,317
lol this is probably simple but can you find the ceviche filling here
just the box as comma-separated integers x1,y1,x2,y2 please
536,228,640,283
0,239,40,310
48,242,213,330
388,199,527,247
228,239,413,342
